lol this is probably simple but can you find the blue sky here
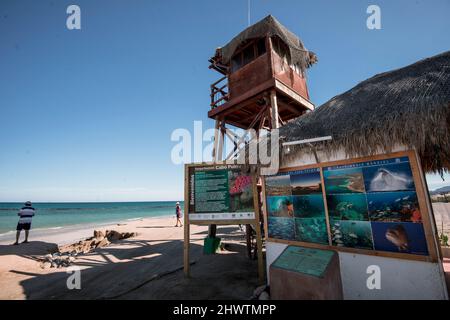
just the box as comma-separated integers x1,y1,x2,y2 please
0,0,449,202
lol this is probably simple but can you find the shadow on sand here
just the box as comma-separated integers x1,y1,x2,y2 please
8,234,261,300
0,241,58,261
193,226,246,242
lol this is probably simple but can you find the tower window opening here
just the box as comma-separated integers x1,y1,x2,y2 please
230,38,267,73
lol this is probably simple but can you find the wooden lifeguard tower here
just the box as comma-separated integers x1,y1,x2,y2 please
206,15,318,246
209,15,317,161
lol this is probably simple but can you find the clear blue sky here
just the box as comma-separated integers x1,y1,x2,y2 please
1,0,449,202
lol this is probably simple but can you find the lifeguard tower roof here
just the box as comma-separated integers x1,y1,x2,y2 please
208,15,317,130
213,15,317,74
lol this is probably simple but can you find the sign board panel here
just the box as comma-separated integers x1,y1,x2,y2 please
262,151,438,262
187,164,256,222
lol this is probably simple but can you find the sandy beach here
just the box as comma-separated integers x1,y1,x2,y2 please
0,216,261,300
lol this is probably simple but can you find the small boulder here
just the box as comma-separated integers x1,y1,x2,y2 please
94,230,105,240
253,285,267,298
105,230,122,241
96,238,110,248
258,291,270,300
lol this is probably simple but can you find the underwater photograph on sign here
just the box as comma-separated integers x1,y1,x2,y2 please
228,170,253,212
363,160,415,192
367,191,422,222
293,194,326,218
268,217,295,240
267,196,294,217
330,219,374,249
326,193,369,221
295,218,329,244
371,222,428,255
189,165,255,220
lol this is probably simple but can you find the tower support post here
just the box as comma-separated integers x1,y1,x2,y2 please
270,90,280,129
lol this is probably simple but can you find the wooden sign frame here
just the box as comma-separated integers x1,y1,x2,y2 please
261,150,440,263
183,163,264,283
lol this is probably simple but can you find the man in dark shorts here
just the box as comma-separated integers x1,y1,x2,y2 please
13,201,35,245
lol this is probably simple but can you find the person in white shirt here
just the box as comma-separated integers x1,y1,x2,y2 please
13,201,35,245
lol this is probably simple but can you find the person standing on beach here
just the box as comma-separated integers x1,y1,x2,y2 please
175,202,183,227
13,201,35,245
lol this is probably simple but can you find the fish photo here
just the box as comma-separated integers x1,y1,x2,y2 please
265,175,292,196
363,161,415,192
294,218,329,244
326,194,369,221
367,191,422,222
293,194,326,218
290,170,322,195
371,222,428,255
268,217,295,240
266,195,294,217
323,167,366,194
330,220,374,249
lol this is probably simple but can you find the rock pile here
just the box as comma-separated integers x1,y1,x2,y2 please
40,252,77,269
58,230,137,255
39,230,137,269
250,285,270,300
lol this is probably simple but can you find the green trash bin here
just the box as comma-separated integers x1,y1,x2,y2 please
204,237,221,255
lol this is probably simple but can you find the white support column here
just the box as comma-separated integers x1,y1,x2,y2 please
270,90,280,129
212,119,220,161
217,121,225,162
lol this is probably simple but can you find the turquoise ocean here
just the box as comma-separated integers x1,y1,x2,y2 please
0,201,181,235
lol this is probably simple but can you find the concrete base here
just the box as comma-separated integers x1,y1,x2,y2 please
270,248,343,300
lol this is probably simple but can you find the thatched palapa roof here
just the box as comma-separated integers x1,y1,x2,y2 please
214,15,317,73
279,50,450,174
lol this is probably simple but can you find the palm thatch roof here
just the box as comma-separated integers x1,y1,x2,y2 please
279,50,450,174
213,15,317,73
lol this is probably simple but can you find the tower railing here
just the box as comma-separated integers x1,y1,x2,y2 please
210,76,229,109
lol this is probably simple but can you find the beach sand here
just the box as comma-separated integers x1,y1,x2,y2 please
0,216,261,300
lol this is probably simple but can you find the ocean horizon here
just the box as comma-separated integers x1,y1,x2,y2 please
0,201,182,235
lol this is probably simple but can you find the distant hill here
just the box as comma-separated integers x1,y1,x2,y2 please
430,186,450,195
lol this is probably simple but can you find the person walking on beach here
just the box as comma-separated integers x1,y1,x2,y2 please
13,201,35,245
175,202,183,227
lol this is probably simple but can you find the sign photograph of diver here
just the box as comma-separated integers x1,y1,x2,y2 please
263,153,431,259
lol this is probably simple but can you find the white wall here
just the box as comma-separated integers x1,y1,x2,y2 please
266,242,448,299
265,145,448,300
